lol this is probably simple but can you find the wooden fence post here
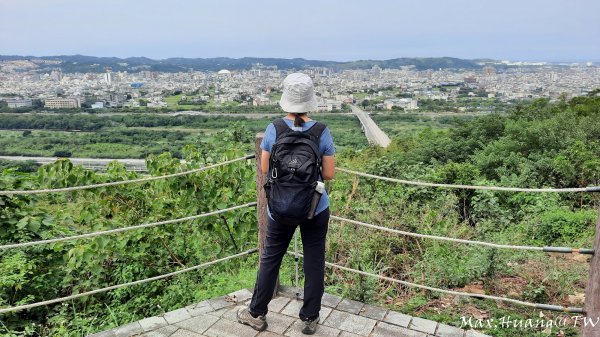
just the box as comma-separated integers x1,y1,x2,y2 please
583,206,600,336
255,133,279,298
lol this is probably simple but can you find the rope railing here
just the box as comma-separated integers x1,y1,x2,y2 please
331,215,595,255
0,248,258,314
337,167,600,193
0,202,257,250
286,251,584,314
0,154,255,196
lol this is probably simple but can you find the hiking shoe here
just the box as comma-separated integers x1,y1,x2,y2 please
237,307,267,331
301,315,319,335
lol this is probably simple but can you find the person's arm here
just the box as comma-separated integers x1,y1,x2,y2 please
321,155,335,180
261,150,270,176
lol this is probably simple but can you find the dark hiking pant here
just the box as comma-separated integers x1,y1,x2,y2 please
249,208,329,321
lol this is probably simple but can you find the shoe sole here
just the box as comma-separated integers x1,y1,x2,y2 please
237,318,268,332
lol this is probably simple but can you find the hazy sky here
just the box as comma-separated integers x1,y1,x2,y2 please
1,0,599,61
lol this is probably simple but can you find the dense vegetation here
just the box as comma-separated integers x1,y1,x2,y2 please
0,132,264,336
325,96,600,336
0,114,366,158
1,96,599,336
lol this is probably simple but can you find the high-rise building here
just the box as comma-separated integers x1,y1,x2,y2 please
50,70,62,81
104,71,112,84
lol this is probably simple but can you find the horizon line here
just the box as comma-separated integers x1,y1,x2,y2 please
1,54,598,64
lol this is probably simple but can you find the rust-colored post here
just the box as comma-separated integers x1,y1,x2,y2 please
583,206,600,336
255,133,278,297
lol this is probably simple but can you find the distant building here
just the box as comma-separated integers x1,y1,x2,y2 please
316,99,342,111
45,97,81,109
464,76,477,84
50,70,62,81
6,99,33,108
252,94,271,106
383,98,418,111
91,102,104,109
104,72,112,84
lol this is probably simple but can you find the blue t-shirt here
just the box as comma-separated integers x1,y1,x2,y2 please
260,118,335,219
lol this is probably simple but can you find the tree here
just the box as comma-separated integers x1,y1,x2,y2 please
361,99,370,109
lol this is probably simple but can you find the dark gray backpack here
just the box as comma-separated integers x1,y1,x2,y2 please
264,118,326,225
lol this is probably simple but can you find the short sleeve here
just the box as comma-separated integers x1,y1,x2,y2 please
319,127,335,156
260,123,276,152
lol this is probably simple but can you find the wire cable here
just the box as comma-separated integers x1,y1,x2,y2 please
337,167,600,193
287,251,584,314
0,248,258,314
331,215,593,254
0,202,257,250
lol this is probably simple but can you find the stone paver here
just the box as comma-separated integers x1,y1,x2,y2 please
436,323,465,337
207,296,234,311
174,314,219,334
164,308,193,324
338,332,363,337
372,321,427,337
227,289,253,303
257,332,284,337
268,296,291,313
336,298,364,314
409,316,438,334
141,325,179,337
219,305,245,322
284,319,341,337
383,310,412,327
466,330,488,337
187,301,215,317
322,310,376,336
170,329,205,337
114,322,144,337
96,289,493,337
206,306,232,318
205,319,259,337
358,304,387,321
263,312,296,334
280,299,332,321
321,293,343,308
139,317,169,332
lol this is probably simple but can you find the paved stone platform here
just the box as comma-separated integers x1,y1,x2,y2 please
88,286,490,337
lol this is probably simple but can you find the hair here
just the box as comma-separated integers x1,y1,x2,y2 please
294,113,306,127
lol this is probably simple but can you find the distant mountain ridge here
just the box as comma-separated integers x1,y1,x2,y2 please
0,54,485,73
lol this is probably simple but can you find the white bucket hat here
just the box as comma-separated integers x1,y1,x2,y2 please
279,73,318,113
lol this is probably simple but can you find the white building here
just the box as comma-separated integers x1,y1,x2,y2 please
316,99,342,111
383,98,418,111
6,99,32,108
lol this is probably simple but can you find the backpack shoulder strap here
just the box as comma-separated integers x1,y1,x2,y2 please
306,121,327,141
272,118,291,140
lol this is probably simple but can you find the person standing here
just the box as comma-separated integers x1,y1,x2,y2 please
237,73,336,335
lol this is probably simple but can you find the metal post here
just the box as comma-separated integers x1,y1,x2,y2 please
255,133,279,298
583,205,600,336
294,228,299,289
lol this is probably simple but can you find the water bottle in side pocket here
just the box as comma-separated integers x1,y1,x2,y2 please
307,181,325,219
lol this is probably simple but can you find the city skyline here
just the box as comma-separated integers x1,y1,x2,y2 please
1,0,599,62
